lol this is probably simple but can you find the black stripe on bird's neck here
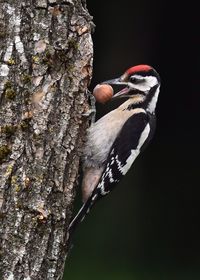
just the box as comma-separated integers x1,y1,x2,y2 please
126,85,159,112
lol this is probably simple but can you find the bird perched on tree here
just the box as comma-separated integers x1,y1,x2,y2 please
68,64,161,237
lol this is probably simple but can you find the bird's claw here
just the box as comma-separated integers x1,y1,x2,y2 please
82,89,96,125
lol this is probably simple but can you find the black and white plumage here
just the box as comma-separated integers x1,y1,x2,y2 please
68,65,160,238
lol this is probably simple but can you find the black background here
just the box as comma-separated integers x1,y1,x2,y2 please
65,1,199,279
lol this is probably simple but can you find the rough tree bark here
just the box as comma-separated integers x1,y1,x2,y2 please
0,0,93,279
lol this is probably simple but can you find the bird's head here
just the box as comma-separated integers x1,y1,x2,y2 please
101,64,161,98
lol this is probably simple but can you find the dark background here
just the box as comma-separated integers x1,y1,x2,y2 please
65,1,199,279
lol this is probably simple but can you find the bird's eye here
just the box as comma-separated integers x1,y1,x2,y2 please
130,77,137,83
130,76,144,84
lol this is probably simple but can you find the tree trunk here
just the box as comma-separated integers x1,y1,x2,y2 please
0,0,93,279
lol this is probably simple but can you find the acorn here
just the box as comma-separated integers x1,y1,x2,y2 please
92,84,113,104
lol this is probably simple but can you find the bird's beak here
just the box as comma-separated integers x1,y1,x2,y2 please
101,77,131,98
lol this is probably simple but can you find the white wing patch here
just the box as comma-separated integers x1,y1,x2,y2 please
138,123,151,149
98,122,151,197
116,151,139,175
117,123,150,175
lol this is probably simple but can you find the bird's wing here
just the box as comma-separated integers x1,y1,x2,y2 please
97,111,151,195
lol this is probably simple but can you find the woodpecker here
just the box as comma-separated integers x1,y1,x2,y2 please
68,64,160,237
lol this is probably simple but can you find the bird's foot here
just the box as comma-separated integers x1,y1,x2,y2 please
82,89,96,125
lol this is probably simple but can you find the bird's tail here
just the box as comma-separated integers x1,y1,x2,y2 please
67,188,100,241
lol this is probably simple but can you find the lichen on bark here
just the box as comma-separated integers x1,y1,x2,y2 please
0,0,93,279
